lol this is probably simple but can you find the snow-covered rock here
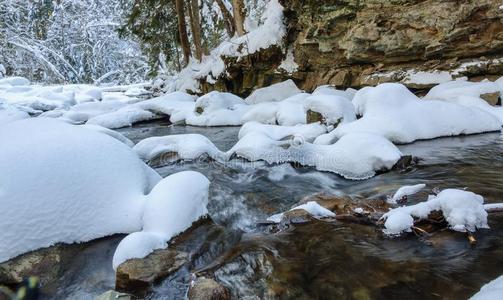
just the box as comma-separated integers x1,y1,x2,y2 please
185,91,249,126
471,275,503,300
316,83,501,144
267,201,336,223
238,121,326,142
381,189,489,236
0,118,161,263
388,184,426,204
0,76,30,86
228,132,402,180
112,171,210,269
87,106,157,129
425,80,501,101
0,103,29,125
133,134,225,162
304,93,356,126
245,80,302,104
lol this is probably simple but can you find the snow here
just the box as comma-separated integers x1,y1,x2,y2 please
471,275,503,300
245,79,302,104
382,189,489,236
82,124,135,147
167,0,286,93
228,132,402,180
278,48,299,74
303,93,356,126
0,76,31,86
0,118,161,263
238,121,326,142
388,184,426,204
316,83,501,144
0,103,29,125
87,106,157,129
267,201,336,223
112,171,209,269
184,91,249,126
405,70,453,85
133,134,225,162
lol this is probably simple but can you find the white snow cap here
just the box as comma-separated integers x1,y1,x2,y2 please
238,121,326,141
470,275,503,300
133,134,225,162
0,118,161,263
388,184,426,204
382,189,489,236
267,201,336,223
245,80,302,104
185,91,249,126
113,171,210,269
303,93,356,126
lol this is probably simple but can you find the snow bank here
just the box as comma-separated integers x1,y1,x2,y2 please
0,76,30,86
228,132,402,180
388,184,426,204
85,91,196,129
133,134,225,162
317,83,501,144
238,121,326,141
0,103,29,125
112,171,209,269
0,118,161,263
382,189,489,236
245,80,302,104
267,201,336,223
471,275,503,300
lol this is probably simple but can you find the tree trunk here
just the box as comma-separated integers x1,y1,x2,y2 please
175,0,191,66
232,0,246,36
214,0,235,37
188,0,203,61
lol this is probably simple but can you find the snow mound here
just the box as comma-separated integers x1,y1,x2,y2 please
388,184,426,204
228,132,402,180
471,275,503,300
0,76,30,86
267,201,336,223
304,94,356,126
82,124,135,147
241,92,310,126
133,134,225,162
238,121,326,141
112,171,209,269
382,189,489,236
185,91,249,126
245,80,302,104
0,103,29,125
317,83,501,144
87,106,157,129
0,118,161,263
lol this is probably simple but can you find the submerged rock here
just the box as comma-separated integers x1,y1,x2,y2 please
115,248,188,296
188,277,231,300
96,290,135,300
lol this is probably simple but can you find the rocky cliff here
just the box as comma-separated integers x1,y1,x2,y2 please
201,0,503,95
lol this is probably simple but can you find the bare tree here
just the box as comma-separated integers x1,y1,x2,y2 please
214,0,235,37
175,0,191,66
188,0,203,61
232,0,246,36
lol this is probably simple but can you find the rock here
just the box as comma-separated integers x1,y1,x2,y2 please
115,248,188,297
95,290,135,300
480,91,501,106
200,0,503,94
306,109,324,124
0,245,63,288
188,277,231,300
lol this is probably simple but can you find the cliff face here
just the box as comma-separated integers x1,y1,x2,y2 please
201,0,503,95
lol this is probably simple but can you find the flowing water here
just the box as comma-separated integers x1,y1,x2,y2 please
48,121,503,299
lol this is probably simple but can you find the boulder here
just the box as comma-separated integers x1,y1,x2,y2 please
480,91,501,106
188,277,231,300
115,249,188,297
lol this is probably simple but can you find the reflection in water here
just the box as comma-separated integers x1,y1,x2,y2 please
50,123,503,299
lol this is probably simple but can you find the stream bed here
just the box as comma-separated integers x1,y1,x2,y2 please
48,121,503,299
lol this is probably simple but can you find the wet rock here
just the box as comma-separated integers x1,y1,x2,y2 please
0,245,64,288
95,290,135,300
391,155,419,171
195,106,204,115
188,277,230,300
115,249,188,297
480,92,501,106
